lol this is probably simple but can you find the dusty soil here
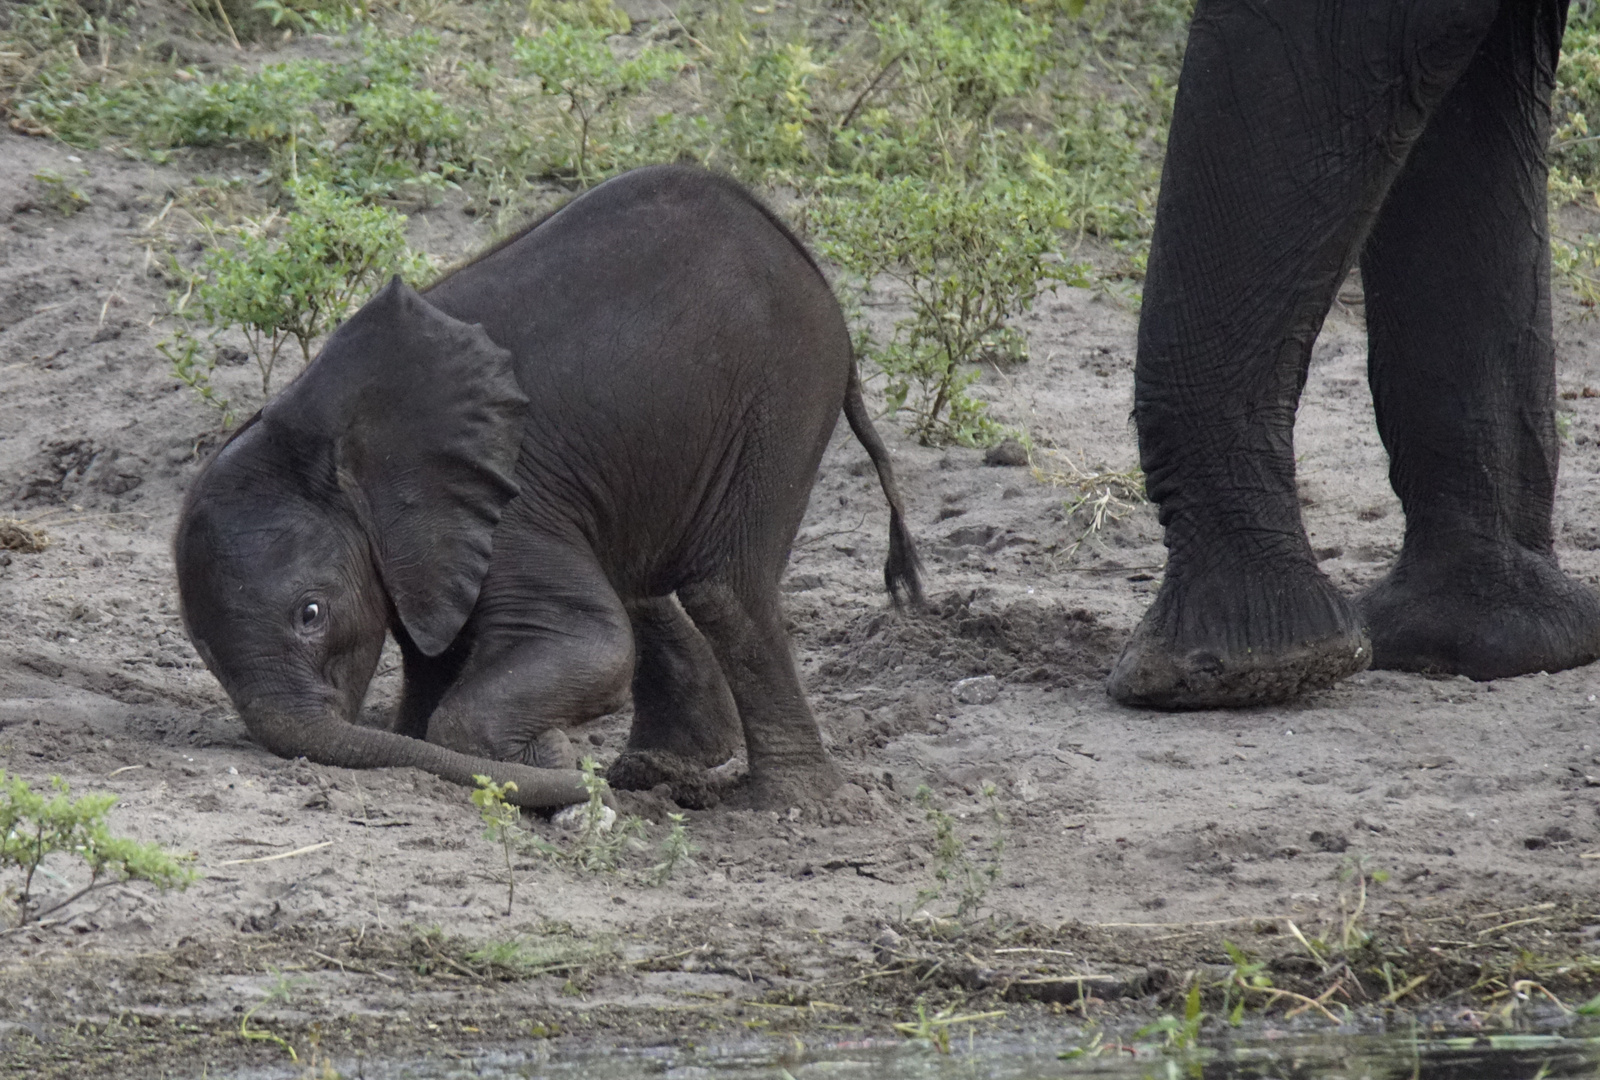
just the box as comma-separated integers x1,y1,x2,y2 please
2,125,1599,1077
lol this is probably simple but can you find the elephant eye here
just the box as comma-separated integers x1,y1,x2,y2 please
299,601,322,628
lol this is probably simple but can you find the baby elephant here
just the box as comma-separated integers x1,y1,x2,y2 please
175,166,920,810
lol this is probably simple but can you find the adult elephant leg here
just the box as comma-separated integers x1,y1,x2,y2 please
424,540,635,770
677,577,840,810
1358,0,1600,679
1108,0,1499,708
606,594,744,801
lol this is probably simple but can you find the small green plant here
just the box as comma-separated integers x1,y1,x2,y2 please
816,176,1082,446
152,59,331,176
31,169,89,215
488,759,650,879
911,781,1005,921
190,179,428,399
471,775,521,917
514,25,677,186
893,1001,1005,1054
238,969,307,1061
720,38,824,179
559,758,647,873
1220,939,1275,1024
157,330,233,425
1219,937,1345,1022
1,772,195,928
345,82,464,183
1137,979,1204,1051
466,931,618,978
855,0,1050,173
649,811,698,885
1335,854,1387,951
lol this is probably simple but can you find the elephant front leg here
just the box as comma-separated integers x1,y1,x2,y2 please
1108,0,1500,707
424,599,635,773
1356,1,1600,680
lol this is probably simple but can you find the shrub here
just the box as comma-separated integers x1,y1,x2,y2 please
910,782,1005,921
831,0,1052,180
720,40,824,179
145,33,467,197
189,180,428,399
816,174,1085,446
152,59,330,174
514,25,677,186
1,772,195,927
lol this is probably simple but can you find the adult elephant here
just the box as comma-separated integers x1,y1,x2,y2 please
1108,0,1600,707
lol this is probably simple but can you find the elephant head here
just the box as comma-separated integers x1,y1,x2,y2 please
175,279,588,807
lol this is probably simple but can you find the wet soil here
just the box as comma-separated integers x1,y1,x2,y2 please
2,126,1599,1077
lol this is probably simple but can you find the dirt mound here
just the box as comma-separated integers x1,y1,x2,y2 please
806,589,1123,688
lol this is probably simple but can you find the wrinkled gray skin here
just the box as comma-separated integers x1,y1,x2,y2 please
1108,0,1600,708
175,166,921,809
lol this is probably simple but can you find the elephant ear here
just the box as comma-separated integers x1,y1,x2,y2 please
263,277,528,655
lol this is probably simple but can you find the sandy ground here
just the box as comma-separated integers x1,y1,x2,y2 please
2,126,1599,1076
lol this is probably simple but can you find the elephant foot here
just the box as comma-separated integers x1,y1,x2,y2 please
605,748,719,810
1359,546,1600,679
1107,561,1371,708
729,757,845,815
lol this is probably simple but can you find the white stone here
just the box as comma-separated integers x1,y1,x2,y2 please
952,675,1000,705
552,803,616,832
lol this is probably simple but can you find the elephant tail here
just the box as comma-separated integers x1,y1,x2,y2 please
843,361,924,610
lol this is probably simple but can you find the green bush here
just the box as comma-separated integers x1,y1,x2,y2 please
142,32,468,196
720,39,824,179
831,0,1052,180
1553,12,1600,314
816,174,1085,447
153,59,330,157
514,24,678,186
188,180,429,399
1,772,195,927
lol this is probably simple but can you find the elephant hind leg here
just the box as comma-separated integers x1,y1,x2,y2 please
605,594,743,807
1357,0,1600,680
676,576,840,811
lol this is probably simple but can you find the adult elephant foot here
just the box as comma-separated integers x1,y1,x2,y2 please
1359,547,1600,679
1107,562,1371,708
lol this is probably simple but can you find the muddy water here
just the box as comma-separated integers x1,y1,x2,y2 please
221,1021,1600,1079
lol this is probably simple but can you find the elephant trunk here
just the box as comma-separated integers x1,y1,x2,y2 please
239,701,591,809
